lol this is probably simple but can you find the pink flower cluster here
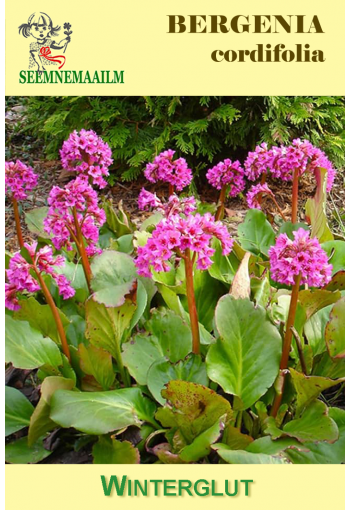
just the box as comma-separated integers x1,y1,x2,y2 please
5,242,75,310
5,160,38,201
44,177,106,255
144,150,192,191
246,183,274,210
269,228,332,287
60,129,113,189
244,140,336,192
206,159,245,197
135,212,233,277
138,188,196,217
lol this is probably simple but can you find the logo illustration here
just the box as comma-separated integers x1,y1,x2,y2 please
18,12,72,71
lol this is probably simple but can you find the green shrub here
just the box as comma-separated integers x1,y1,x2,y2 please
13,96,345,183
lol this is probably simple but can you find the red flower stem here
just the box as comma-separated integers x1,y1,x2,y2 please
169,183,175,197
72,207,92,294
12,197,24,248
215,185,227,221
184,249,200,355
291,168,299,223
257,174,267,204
268,196,287,222
271,273,301,417
33,266,71,361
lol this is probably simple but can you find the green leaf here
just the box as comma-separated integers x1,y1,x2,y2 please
122,334,164,385
145,308,193,363
5,316,62,370
237,209,275,256
321,240,345,275
246,436,306,455
278,221,309,239
304,305,333,356
56,260,89,301
312,351,345,379
28,376,75,446
65,314,87,348
91,250,137,307
325,298,345,359
208,237,240,284
267,400,339,443
13,297,70,345
93,436,140,464
250,275,271,308
50,387,157,434
5,386,34,436
206,296,281,410
284,407,345,464
216,448,288,464
5,437,52,464
147,354,208,404
179,417,225,462
85,298,136,361
102,199,134,237
289,368,344,416
155,381,231,444
224,424,254,450
78,344,115,390
129,280,147,330
305,167,333,243
298,289,341,321
24,207,50,238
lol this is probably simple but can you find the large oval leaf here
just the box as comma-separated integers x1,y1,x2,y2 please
237,209,275,256
206,296,281,410
5,386,34,436
147,354,208,404
5,316,62,370
50,387,157,434
91,250,136,307
325,298,345,359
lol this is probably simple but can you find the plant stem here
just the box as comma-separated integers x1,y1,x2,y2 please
291,168,299,223
72,207,92,293
33,267,71,361
12,197,24,248
169,183,175,197
268,196,287,222
184,249,200,355
215,184,227,221
271,273,301,417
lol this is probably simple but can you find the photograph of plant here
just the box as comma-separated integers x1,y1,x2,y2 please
5,96,345,464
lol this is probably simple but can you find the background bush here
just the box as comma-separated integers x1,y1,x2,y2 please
11,96,345,184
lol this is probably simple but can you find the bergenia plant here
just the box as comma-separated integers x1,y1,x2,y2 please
144,149,192,196
245,139,336,223
138,188,196,217
5,242,74,360
5,160,38,247
135,205,233,354
60,129,113,189
44,176,106,292
206,159,245,220
269,228,332,416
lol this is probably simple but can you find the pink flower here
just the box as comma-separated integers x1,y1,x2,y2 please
144,150,192,191
244,140,336,192
44,176,106,255
5,160,38,201
138,188,196,218
207,159,245,197
269,228,332,287
135,212,233,277
60,130,113,189
246,183,274,210
5,242,75,310
244,143,277,181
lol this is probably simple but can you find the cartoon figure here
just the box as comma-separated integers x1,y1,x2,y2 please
18,12,72,71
